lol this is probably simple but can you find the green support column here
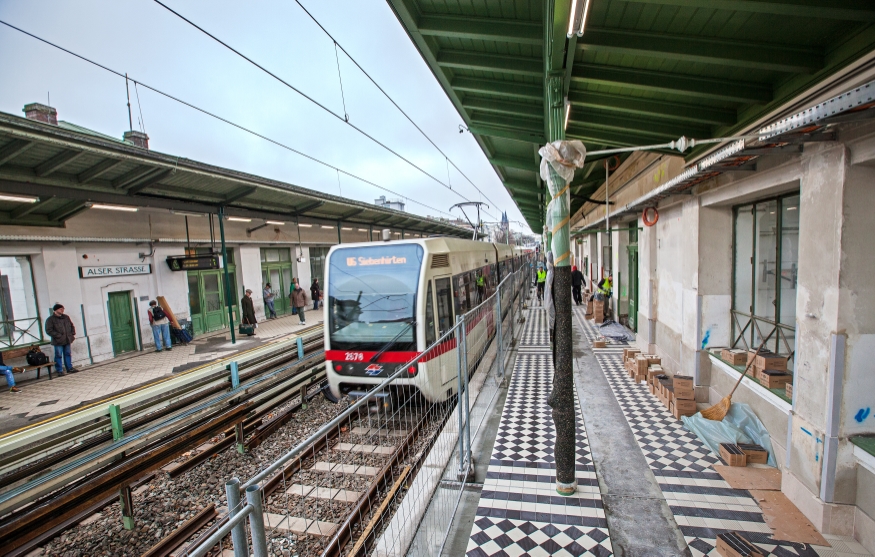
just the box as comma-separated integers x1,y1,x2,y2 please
218,206,236,344
337,220,342,244
544,67,577,494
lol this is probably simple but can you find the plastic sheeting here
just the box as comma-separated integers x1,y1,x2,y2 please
682,403,777,467
597,320,634,341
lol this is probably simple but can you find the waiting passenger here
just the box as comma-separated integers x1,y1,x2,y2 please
291,281,308,326
263,282,277,319
241,289,257,334
148,300,172,352
0,352,23,393
45,304,77,375
571,265,584,306
310,278,321,311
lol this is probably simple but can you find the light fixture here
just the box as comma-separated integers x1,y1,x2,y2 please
342,227,353,231
567,0,591,37
358,228,368,232
298,223,312,228
564,97,571,131
321,225,334,229
227,216,251,222
787,207,797,211
172,210,205,217
92,203,138,212
0,193,39,203
266,220,285,225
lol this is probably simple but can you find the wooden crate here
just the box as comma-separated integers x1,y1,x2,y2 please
721,349,748,366
716,532,765,557
757,369,792,389
593,338,607,348
673,375,694,401
719,443,747,467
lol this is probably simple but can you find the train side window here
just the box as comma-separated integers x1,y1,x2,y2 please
436,277,454,335
454,275,468,315
425,280,437,347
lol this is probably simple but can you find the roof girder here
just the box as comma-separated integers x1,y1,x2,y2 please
568,90,737,125
487,155,539,173
453,77,543,101
437,50,542,77
617,0,875,21
467,124,544,143
570,64,772,103
568,109,712,139
463,97,542,119
578,27,822,73
418,14,542,45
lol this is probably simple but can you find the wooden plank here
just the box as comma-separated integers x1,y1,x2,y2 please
749,490,830,546
713,465,781,491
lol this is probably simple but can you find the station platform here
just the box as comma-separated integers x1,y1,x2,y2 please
462,304,870,557
0,311,323,435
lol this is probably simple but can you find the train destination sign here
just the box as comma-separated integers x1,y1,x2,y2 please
345,255,408,266
165,255,220,271
79,264,152,278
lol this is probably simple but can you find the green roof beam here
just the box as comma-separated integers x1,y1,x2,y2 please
568,90,737,125
418,15,542,45
578,28,822,73
437,50,542,77
568,109,712,140
470,112,545,134
467,124,545,144
453,77,543,101
571,64,772,103
617,0,875,21
463,98,543,119
566,124,672,148
487,155,539,173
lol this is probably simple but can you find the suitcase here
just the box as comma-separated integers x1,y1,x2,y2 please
239,323,256,336
172,327,193,345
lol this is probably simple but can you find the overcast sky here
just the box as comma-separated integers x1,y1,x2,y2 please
0,0,531,233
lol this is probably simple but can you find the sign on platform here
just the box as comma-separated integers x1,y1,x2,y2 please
79,264,152,278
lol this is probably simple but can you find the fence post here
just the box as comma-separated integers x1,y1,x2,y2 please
496,286,505,381
246,485,269,557
225,478,249,557
296,336,304,360
460,314,472,475
456,316,466,481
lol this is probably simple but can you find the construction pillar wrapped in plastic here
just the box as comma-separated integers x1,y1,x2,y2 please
539,140,587,267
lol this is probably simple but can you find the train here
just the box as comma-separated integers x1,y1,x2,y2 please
323,237,533,402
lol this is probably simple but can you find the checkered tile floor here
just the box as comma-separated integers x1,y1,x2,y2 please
467,306,612,557
572,307,864,557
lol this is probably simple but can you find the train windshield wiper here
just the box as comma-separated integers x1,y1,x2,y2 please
369,320,415,363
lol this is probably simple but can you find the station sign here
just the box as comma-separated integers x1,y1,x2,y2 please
166,255,220,271
79,264,152,278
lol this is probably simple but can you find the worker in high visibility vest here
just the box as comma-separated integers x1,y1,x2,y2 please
476,273,486,303
536,266,547,303
597,275,613,298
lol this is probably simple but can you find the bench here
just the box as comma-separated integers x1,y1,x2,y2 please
1,345,55,381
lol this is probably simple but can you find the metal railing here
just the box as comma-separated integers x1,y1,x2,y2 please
730,309,796,371
0,316,43,349
181,263,531,557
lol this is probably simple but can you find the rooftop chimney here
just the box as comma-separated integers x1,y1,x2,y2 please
123,130,149,149
23,103,58,125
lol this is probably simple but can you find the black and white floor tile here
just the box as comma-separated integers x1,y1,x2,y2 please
572,307,829,557
467,307,612,557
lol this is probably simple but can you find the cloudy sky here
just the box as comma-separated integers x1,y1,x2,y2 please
0,0,531,233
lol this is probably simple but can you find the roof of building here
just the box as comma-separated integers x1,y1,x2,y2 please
0,110,472,237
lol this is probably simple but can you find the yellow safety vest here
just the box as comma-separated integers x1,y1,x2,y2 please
476,276,485,287
537,270,547,283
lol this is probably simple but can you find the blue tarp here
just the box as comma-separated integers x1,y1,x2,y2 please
681,403,777,467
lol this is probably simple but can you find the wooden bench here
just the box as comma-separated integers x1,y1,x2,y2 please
1,345,55,381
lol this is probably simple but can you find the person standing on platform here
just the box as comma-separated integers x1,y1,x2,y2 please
263,282,277,319
148,300,173,352
571,265,584,306
241,289,257,333
310,279,321,311
291,281,308,325
536,266,547,304
45,304,77,375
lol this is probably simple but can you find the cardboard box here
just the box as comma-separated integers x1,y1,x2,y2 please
647,367,663,384
721,349,748,366
719,443,747,467
648,383,656,396
672,399,697,419
593,339,607,348
757,369,792,389
623,348,641,361
586,300,593,316
716,532,765,557
645,355,662,366
753,353,787,371
785,383,793,399
635,355,650,376
673,375,694,400
737,443,768,465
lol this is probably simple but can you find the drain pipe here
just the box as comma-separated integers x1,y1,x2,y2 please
820,333,846,503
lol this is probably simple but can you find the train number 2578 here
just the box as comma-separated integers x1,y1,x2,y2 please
345,352,364,361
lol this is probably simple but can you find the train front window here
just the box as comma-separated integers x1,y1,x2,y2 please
327,244,424,351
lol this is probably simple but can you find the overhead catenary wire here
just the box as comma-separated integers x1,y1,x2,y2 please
288,0,504,214
0,19,455,219
151,0,487,216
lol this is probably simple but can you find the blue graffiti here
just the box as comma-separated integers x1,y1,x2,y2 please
701,330,711,350
801,427,813,436
855,408,871,423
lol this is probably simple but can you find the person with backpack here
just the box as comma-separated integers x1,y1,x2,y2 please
45,303,77,374
148,300,172,352
0,351,24,393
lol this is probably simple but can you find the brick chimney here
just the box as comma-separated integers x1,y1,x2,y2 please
23,103,58,125
123,130,149,149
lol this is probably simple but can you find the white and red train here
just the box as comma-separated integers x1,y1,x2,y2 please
324,237,531,402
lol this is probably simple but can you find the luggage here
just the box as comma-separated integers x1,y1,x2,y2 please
239,323,256,336
26,347,50,366
171,319,194,346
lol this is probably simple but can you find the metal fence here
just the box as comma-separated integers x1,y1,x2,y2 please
181,264,530,557
0,316,43,349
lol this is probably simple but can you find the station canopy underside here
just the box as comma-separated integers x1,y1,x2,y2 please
0,112,471,238
385,0,875,231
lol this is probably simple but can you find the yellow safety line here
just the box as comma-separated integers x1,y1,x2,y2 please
0,324,323,440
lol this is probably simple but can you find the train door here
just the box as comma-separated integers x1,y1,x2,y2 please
434,275,454,385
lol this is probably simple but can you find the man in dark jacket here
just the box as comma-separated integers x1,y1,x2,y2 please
45,303,77,375
310,279,321,311
571,265,585,306
241,289,257,333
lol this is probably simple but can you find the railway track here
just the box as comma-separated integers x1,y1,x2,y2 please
0,325,328,557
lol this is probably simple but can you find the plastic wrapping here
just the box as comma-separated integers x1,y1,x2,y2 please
539,140,587,267
681,403,777,467
545,251,555,332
